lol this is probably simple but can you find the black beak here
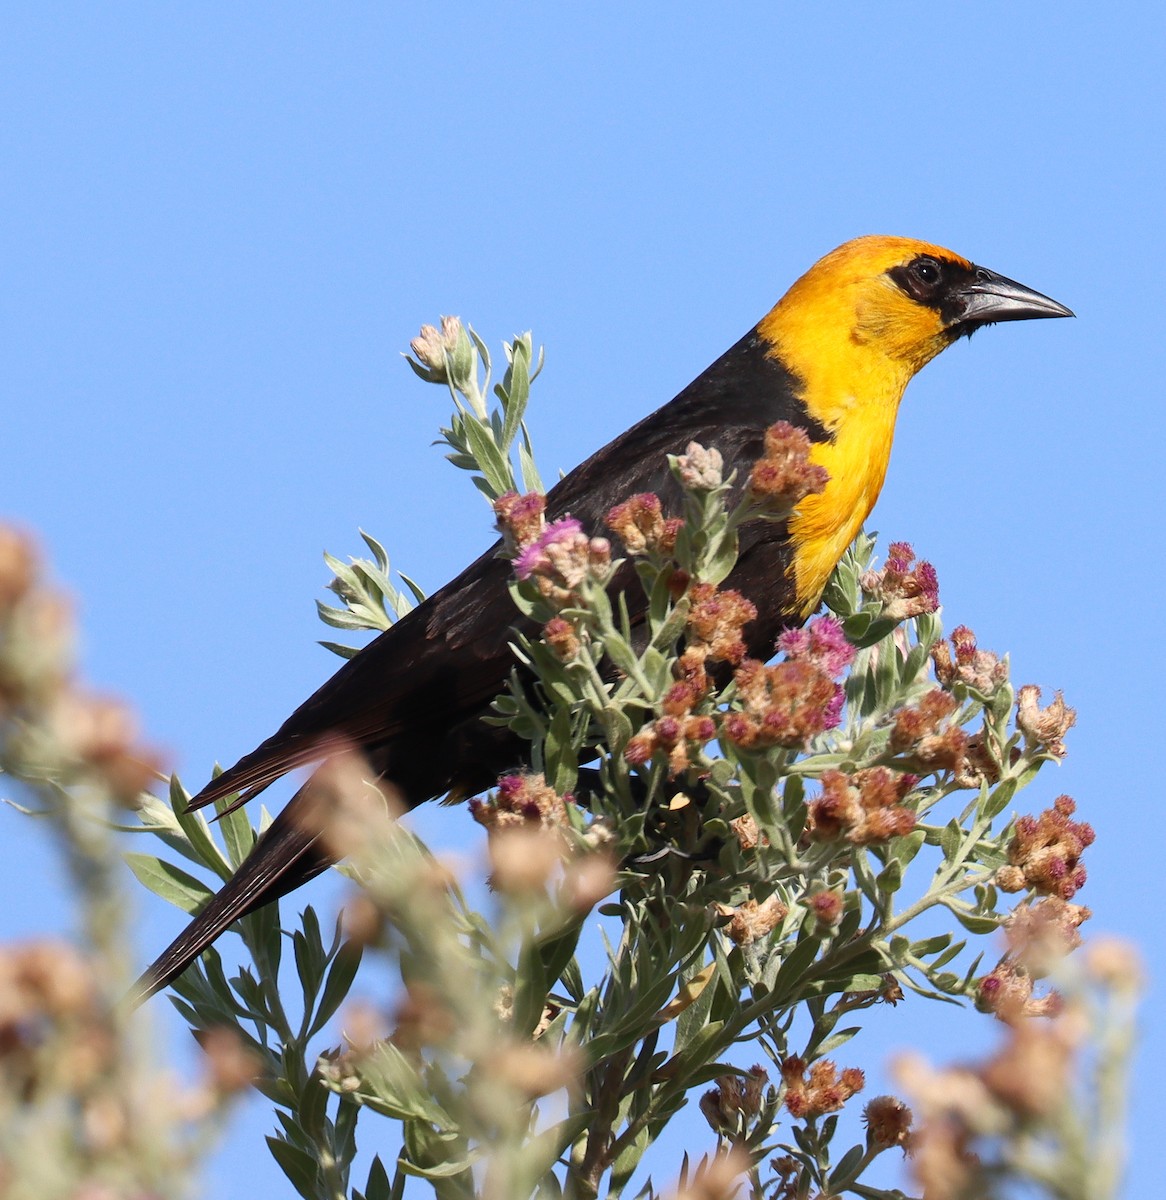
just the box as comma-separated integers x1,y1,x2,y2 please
948,267,1074,330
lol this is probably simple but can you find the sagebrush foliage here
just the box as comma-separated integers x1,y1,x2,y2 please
116,323,1124,1200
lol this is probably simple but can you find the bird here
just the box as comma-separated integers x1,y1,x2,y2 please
134,235,1072,1003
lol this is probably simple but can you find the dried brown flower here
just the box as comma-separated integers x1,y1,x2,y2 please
889,688,968,772
675,441,724,490
808,767,917,844
409,315,462,377
1015,685,1076,758
1004,896,1091,976
998,795,1092,901
860,541,939,620
543,615,580,660
685,583,758,667
748,421,829,509
863,1094,914,1151
493,490,547,552
606,492,683,556
700,1064,768,1132
722,657,842,750
807,888,844,929
781,1055,864,1118
297,749,404,860
717,894,788,945
391,983,457,1051
932,625,1009,694
470,773,571,833
562,853,618,912
480,1040,582,1100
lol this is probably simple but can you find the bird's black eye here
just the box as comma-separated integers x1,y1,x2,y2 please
912,257,941,286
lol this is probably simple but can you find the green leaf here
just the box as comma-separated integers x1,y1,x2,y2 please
297,1069,330,1142
170,775,234,881
912,933,953,956
124,852,213,915
827,1143,866,1189
349,1042,452,1125
816,1025,861,1056
889,828,927,867
459,411,512,497
215,793,256,869
308,940,363,1039
952,910,1001,935
319,640,360,659
398,571,428,607
599,631,643,681
499,339,530,451
876,857,903,893
771,932,823,999
266,1137,319,1200
673,957,719,1052
983,776,1018,820
931,940,967,969
939,818,964,861
363,1156,393,1200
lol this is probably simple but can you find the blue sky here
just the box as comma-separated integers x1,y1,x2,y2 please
3,3,1161,1195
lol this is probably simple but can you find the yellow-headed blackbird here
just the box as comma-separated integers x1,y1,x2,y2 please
135,236,1071,1002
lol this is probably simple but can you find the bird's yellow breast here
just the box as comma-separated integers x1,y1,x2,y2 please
787,402,899,613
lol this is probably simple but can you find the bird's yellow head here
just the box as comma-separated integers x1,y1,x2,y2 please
757,235,1072,613
759,234,1073,394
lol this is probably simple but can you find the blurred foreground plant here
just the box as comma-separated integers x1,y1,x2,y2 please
120,320,1132,1200
0,528,250,1200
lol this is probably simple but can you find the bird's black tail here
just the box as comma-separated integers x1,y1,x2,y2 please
129,790,334,1007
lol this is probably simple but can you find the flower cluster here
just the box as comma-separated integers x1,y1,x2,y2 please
624,682,718,775
780,1055,865,1119
469,772,571,834
0,524,161,804
861,541,939,620
807,888,845,928
996,794,1093,900
605,492,683,556
977,896,1090,1020
471,774,575,895
932,625,1009,694
721,616,853,750
0,939,95,1040
494,490,548,553
976,959,1062,1020
893,945,1137,1200
494,491,613,607
674,441,724,491
541,615,580,660
888,687,968,772
715,894,788,945
408,315,467,385
862,1094,914,1151
1016,684,1076,759
776,614,856,676
747,421,829,510
1004,896,1092,975
699,1064,768,1133
680,583,757,682
298,749,404,860
625,583,757,773
808,766,918,844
